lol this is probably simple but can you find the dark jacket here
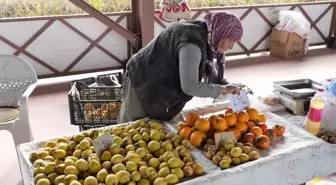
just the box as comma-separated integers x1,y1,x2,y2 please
126,21,212,121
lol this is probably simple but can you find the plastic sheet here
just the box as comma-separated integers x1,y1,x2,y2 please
18,101,336,185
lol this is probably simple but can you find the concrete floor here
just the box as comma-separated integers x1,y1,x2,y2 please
1,47,335,185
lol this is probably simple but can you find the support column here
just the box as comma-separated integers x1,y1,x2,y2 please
131,0,155,52
327,4,336,49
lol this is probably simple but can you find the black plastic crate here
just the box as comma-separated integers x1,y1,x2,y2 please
68,72,124,131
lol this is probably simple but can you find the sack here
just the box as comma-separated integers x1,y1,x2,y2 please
159,0,192,21
274,10,310,38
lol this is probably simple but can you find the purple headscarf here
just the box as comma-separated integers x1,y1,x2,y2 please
203,12,243,84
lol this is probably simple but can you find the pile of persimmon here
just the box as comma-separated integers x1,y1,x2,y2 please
178,108,286,149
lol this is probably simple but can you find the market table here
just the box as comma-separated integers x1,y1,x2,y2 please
18,98,336,185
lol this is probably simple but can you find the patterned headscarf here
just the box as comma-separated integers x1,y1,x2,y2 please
203,12,243,84
204,12,243,55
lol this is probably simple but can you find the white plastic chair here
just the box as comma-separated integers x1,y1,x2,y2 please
0,55,37,159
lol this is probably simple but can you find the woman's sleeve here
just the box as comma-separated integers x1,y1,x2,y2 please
179,43,224,99
216,56,230,85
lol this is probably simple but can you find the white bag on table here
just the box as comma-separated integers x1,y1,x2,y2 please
321,91,336,131
321,102,336,131
159,0,192,21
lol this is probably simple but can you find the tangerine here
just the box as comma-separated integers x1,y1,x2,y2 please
273,124,286,136
237,111,249,123
224,113,237,127
224,108,233,115
246,108,259,121
246,121,256,129
177,123,187,133
258,113,267,122
190,131,206,147
195,118,210,132
255,135,270,149
234,122,248,134
208,115,219,128
185,112,200,127
228,128,242,140
264,128,276,141
242,133,255,144
258,123,268,132
212,117,228,132
250,126,263,137
179,127,193,139
218,114,225,119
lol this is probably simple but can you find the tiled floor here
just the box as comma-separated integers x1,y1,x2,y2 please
1,48,336,185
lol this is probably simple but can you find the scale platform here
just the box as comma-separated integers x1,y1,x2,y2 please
274,90,311,115
272,79,323,115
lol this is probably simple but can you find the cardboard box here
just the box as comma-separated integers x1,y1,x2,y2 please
270,30,305,60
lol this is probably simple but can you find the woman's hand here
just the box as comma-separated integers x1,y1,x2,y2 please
221,84,241,95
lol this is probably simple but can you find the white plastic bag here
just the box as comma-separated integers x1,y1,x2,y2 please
275,10,310,38
159,0,191,21
321,102,336,131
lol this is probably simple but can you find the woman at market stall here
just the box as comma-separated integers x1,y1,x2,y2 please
118,12,243,123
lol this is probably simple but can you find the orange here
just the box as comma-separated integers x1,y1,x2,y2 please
246,121,256,129
258,113,267,122
218,114,225,119
208,115,219,128
264,128,276,141
255,135,270,149
246,108,259,121
250,126,263,137
195,118,210,132
228,128,242,140
258,123,268,132
212,117,228,132
273,124,286,136
237,111,249,123
224,108,233,115
179,127,193,139
185,112,200,127
177,123,187,133
224,113,237,127
190,131,206,147
242,133,255,144
234,122,248,134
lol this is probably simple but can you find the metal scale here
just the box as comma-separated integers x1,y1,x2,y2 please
273,79,323,115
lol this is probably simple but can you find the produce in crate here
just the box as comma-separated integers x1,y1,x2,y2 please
178,107,286,149
29,120,204,185
84,102,121,121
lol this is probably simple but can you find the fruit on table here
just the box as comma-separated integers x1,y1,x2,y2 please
237,112,249,123
264,128,276,141
317,129,336,144
249,126,263,137
29,119,204,185
195,118,210,132
258,113,267,123
179,127,193,139
246,108,259,121
273,124,286,136
185,112,200,127
223,113,236,127
257,123,268,133
180,108,286,169
189,131,206,147
204,140,260,170
255,135,270,149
